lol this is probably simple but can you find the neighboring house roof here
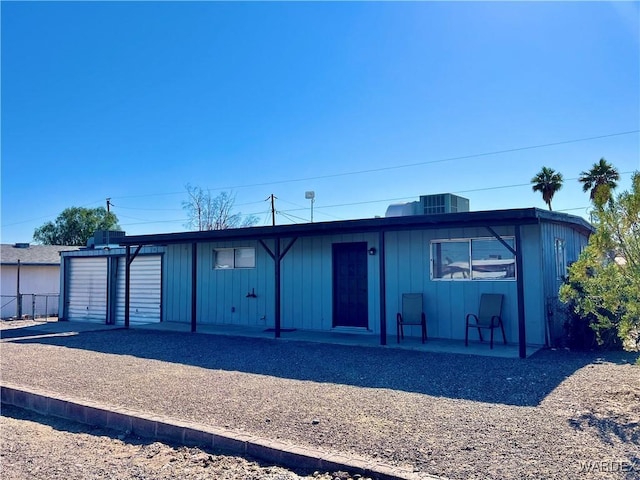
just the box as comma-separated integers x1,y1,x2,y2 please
119,207,594,246
0,244,81,266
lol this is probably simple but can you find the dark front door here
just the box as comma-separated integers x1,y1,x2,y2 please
333,242,368,328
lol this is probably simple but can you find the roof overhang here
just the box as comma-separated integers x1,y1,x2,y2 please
119,208,594,247
0,262,62,266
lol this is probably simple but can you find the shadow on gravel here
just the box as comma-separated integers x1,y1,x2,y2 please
1,404,316,475
569,413,640,478
569,413,640,446
0,403,155,446
5,325,638,407
1,328,51,339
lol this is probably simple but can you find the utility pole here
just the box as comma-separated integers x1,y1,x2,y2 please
267,194,277,226
106,198,111,213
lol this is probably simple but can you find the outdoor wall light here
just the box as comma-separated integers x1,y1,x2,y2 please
368,247,377,256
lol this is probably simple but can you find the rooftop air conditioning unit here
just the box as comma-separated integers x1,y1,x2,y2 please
89,230,126,248
419,194,469,215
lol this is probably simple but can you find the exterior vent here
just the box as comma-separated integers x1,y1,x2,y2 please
13,243,30,248
385,201,420,217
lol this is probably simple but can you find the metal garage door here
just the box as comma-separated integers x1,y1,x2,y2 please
66,257,108,323
115,255,161,325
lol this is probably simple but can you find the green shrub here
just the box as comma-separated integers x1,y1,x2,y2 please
559,172,640,352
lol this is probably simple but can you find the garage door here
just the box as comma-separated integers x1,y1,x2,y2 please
115,255,161,325
66,257,108,323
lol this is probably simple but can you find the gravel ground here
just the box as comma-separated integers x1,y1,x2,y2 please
1,320,639,480
0,404,367,480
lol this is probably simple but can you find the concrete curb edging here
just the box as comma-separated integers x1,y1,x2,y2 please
1,383,442,480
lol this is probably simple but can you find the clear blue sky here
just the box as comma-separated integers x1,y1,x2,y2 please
2,1,639,244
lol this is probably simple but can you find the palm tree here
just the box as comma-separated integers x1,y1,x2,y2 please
578,158,620,202
531,167,563,211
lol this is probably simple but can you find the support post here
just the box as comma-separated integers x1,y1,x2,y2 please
60,258,68,321
16,259,21,319
260,237,296,339
191,242,197,333
124,246,143,328
125,246,131,328
107,258,118,325
274,239,281,338
515,226,526,358
378,230,387,346
486,226,517,255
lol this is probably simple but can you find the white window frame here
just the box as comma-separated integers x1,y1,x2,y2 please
430,237,517,281
431,239,471,280
214,247,256,270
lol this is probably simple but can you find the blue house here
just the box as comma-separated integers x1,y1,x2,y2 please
112,207,592,358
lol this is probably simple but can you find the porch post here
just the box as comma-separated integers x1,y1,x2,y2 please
16,259,21,319
274,239,281,338
124,246,131,328
191,242,197,333
379,230,387,345
107,257,118,325
515,226,526,358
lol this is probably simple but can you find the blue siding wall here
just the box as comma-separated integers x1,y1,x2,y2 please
163,244,193,323
164,234,380,330
540,220,591,343
540,221,590,301
281,233,379,332
164,241,273,326
520,224,545,345
384,226,523,343
159,221,587,347
198,241,273,326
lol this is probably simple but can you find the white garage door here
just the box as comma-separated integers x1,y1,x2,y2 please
115,255,161,325
66,257,108,323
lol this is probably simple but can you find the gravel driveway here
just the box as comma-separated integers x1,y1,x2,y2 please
1,321,639,479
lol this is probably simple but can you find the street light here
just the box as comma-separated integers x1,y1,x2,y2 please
305,191,315,223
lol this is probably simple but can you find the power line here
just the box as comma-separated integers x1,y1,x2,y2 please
278,211,309,223
277,198,309,209
0,199,105,228
108,167,639,229
204,130,640,191
110,205,184,212
109,169,638,227
274,170,637,214
555,206,591,213
109,129,639,201
120,218,187,226
33,168,640,230
5,131,635,231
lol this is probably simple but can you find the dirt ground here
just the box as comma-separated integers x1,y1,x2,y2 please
0,405,371,480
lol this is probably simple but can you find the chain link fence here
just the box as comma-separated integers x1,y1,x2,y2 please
1,294,60,321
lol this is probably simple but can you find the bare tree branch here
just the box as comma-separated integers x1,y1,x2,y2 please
182,187,258,231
